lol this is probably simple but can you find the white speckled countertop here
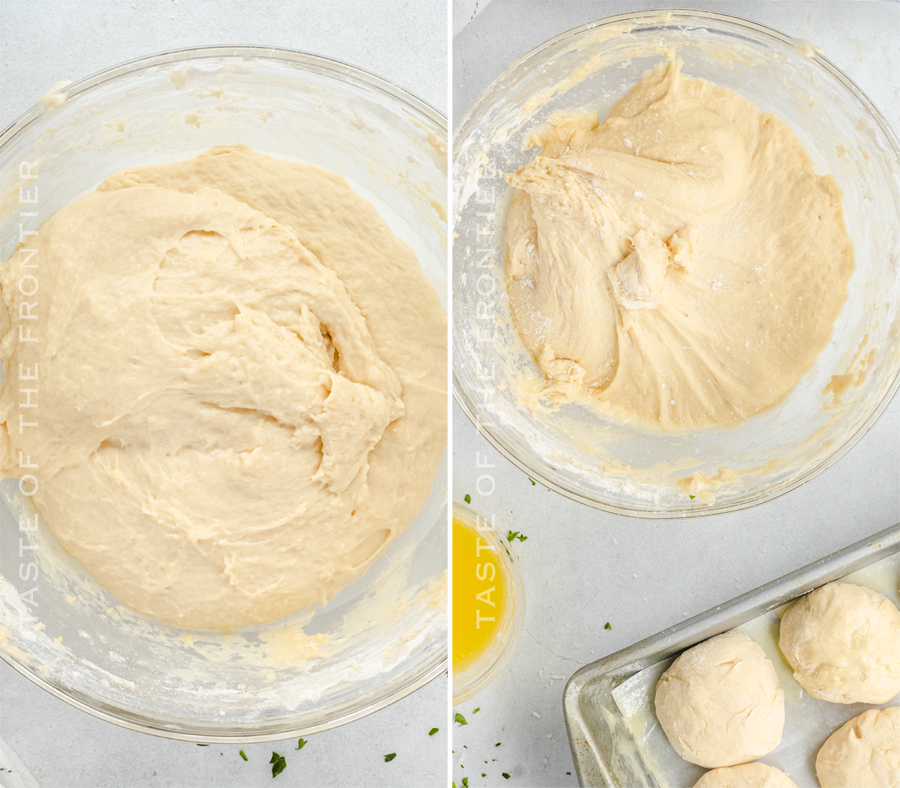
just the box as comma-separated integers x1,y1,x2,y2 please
0,2,448,787
452,2,900,786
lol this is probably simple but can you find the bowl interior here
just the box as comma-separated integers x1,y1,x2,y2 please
452,11,900,517
0,48,448,739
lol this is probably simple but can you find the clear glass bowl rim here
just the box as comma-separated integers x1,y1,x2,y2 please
0,44,448,742
452,7,900,520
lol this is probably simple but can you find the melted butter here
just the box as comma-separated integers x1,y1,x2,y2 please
452,517,507,672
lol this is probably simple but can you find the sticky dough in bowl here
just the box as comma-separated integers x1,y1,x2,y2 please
0,47,448,740
452,10,900,517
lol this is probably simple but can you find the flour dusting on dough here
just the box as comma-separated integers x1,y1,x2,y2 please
505,59,853,431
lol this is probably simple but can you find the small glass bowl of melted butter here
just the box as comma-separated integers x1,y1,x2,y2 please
452,500,526,705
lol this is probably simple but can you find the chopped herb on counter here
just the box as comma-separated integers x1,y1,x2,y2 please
604,622,612,630
455,712,468,726
429,727,439,736
482,774,487,778
384,753,397,762
196,743,209,747
473,707,480,714
507,530,528,542
529,477,536,485
270,752,286,778
462,779,469,788
503,773,510,780
239,750,248,761
464,494,471,503
295,738,307,751
495,742,501,747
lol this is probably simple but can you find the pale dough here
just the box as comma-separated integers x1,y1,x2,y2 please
505,59,853,429
779,581,900,704
655,631,785,768
0,146,447,630
816,707,900,788
693,763,798,788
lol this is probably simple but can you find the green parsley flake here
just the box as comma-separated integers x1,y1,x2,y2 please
239,750,248,761
507,530,528,542
269,752,286,778
295,738,307,751
473,707,480,714
529,477,536,485
384,753,397,762
689,494,696,499
429,727,439,736
462,779,469,788
196,743,209,747
503,773,510,780
495,742,501,747
604,622,611,630
464,494,471,503
455,712,468,726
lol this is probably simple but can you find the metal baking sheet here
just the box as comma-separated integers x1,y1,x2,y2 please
563,523,900,788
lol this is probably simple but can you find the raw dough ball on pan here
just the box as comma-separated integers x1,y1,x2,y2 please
693,762,798,788
655,631,785,768
816,707,900,788
779,582,900,704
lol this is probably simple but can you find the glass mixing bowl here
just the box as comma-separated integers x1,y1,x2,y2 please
453,10,900,518
0,47,447,740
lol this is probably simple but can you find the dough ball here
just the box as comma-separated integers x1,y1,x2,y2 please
779,582,900,704
693,763,798,788
655,631,785,768
816,707,900,788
